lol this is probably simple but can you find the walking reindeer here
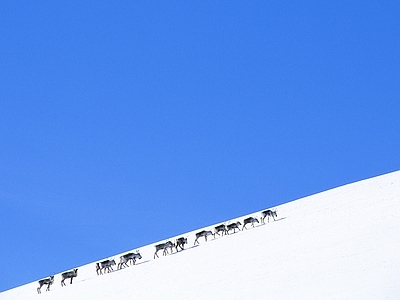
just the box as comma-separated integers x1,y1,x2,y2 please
214,224,227,237
242,217,259,230
175,237,188,251
194,230,213,245
226,222,241,234
96,259,116,275
118,252,142,269
154,241,174,259
261,209,277,223
61,269,78,286
37,275,54,294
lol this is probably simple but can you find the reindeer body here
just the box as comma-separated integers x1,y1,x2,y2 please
261,209,277,223
154,241,174,258
226,222,241,234
175,237,187,251
96,259,116,275
61,269,78,286
214,224,227,237
37,276,54,294
242,217,259,230
118,252,142,269
194,230,213,245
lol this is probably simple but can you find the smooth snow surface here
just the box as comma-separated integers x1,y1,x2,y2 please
2,171,400,299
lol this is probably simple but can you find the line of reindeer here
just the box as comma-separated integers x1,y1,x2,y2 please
37,209,277,294
194,209,277,244
152,209,277,257
37,269,78,294
152,209,277,259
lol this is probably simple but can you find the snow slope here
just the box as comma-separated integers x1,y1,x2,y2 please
1,171,399,299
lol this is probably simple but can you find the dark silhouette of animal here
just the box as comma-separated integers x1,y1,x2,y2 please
154,241,174,259
214,224,227,237
175,237,187,251
194,230,213,245
61,269,78,286
261,209,277,223
242,217,259,230
37,275,54,294
226,222,241,234
118,252,142,269
96,259,116,275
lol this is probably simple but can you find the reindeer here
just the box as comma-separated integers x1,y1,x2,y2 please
175,237,187,251
37,275,54,294
214,224,227,237
95,263,100,275
261,209,277,223
194,230,213,245
96,259,116,275
242,217,259,230
118,252,142,269
154,241,174,259
61,269,78,286
226,222,241,234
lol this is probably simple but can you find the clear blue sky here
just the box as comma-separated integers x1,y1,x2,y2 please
1,1,399,292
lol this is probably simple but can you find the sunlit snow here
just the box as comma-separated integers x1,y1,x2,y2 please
1,171,399,299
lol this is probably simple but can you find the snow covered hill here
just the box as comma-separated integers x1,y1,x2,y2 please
1,171,399,299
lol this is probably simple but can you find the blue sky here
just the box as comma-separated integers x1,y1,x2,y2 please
1,1,399,292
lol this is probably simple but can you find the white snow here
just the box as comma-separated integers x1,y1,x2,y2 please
1,171,400,299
